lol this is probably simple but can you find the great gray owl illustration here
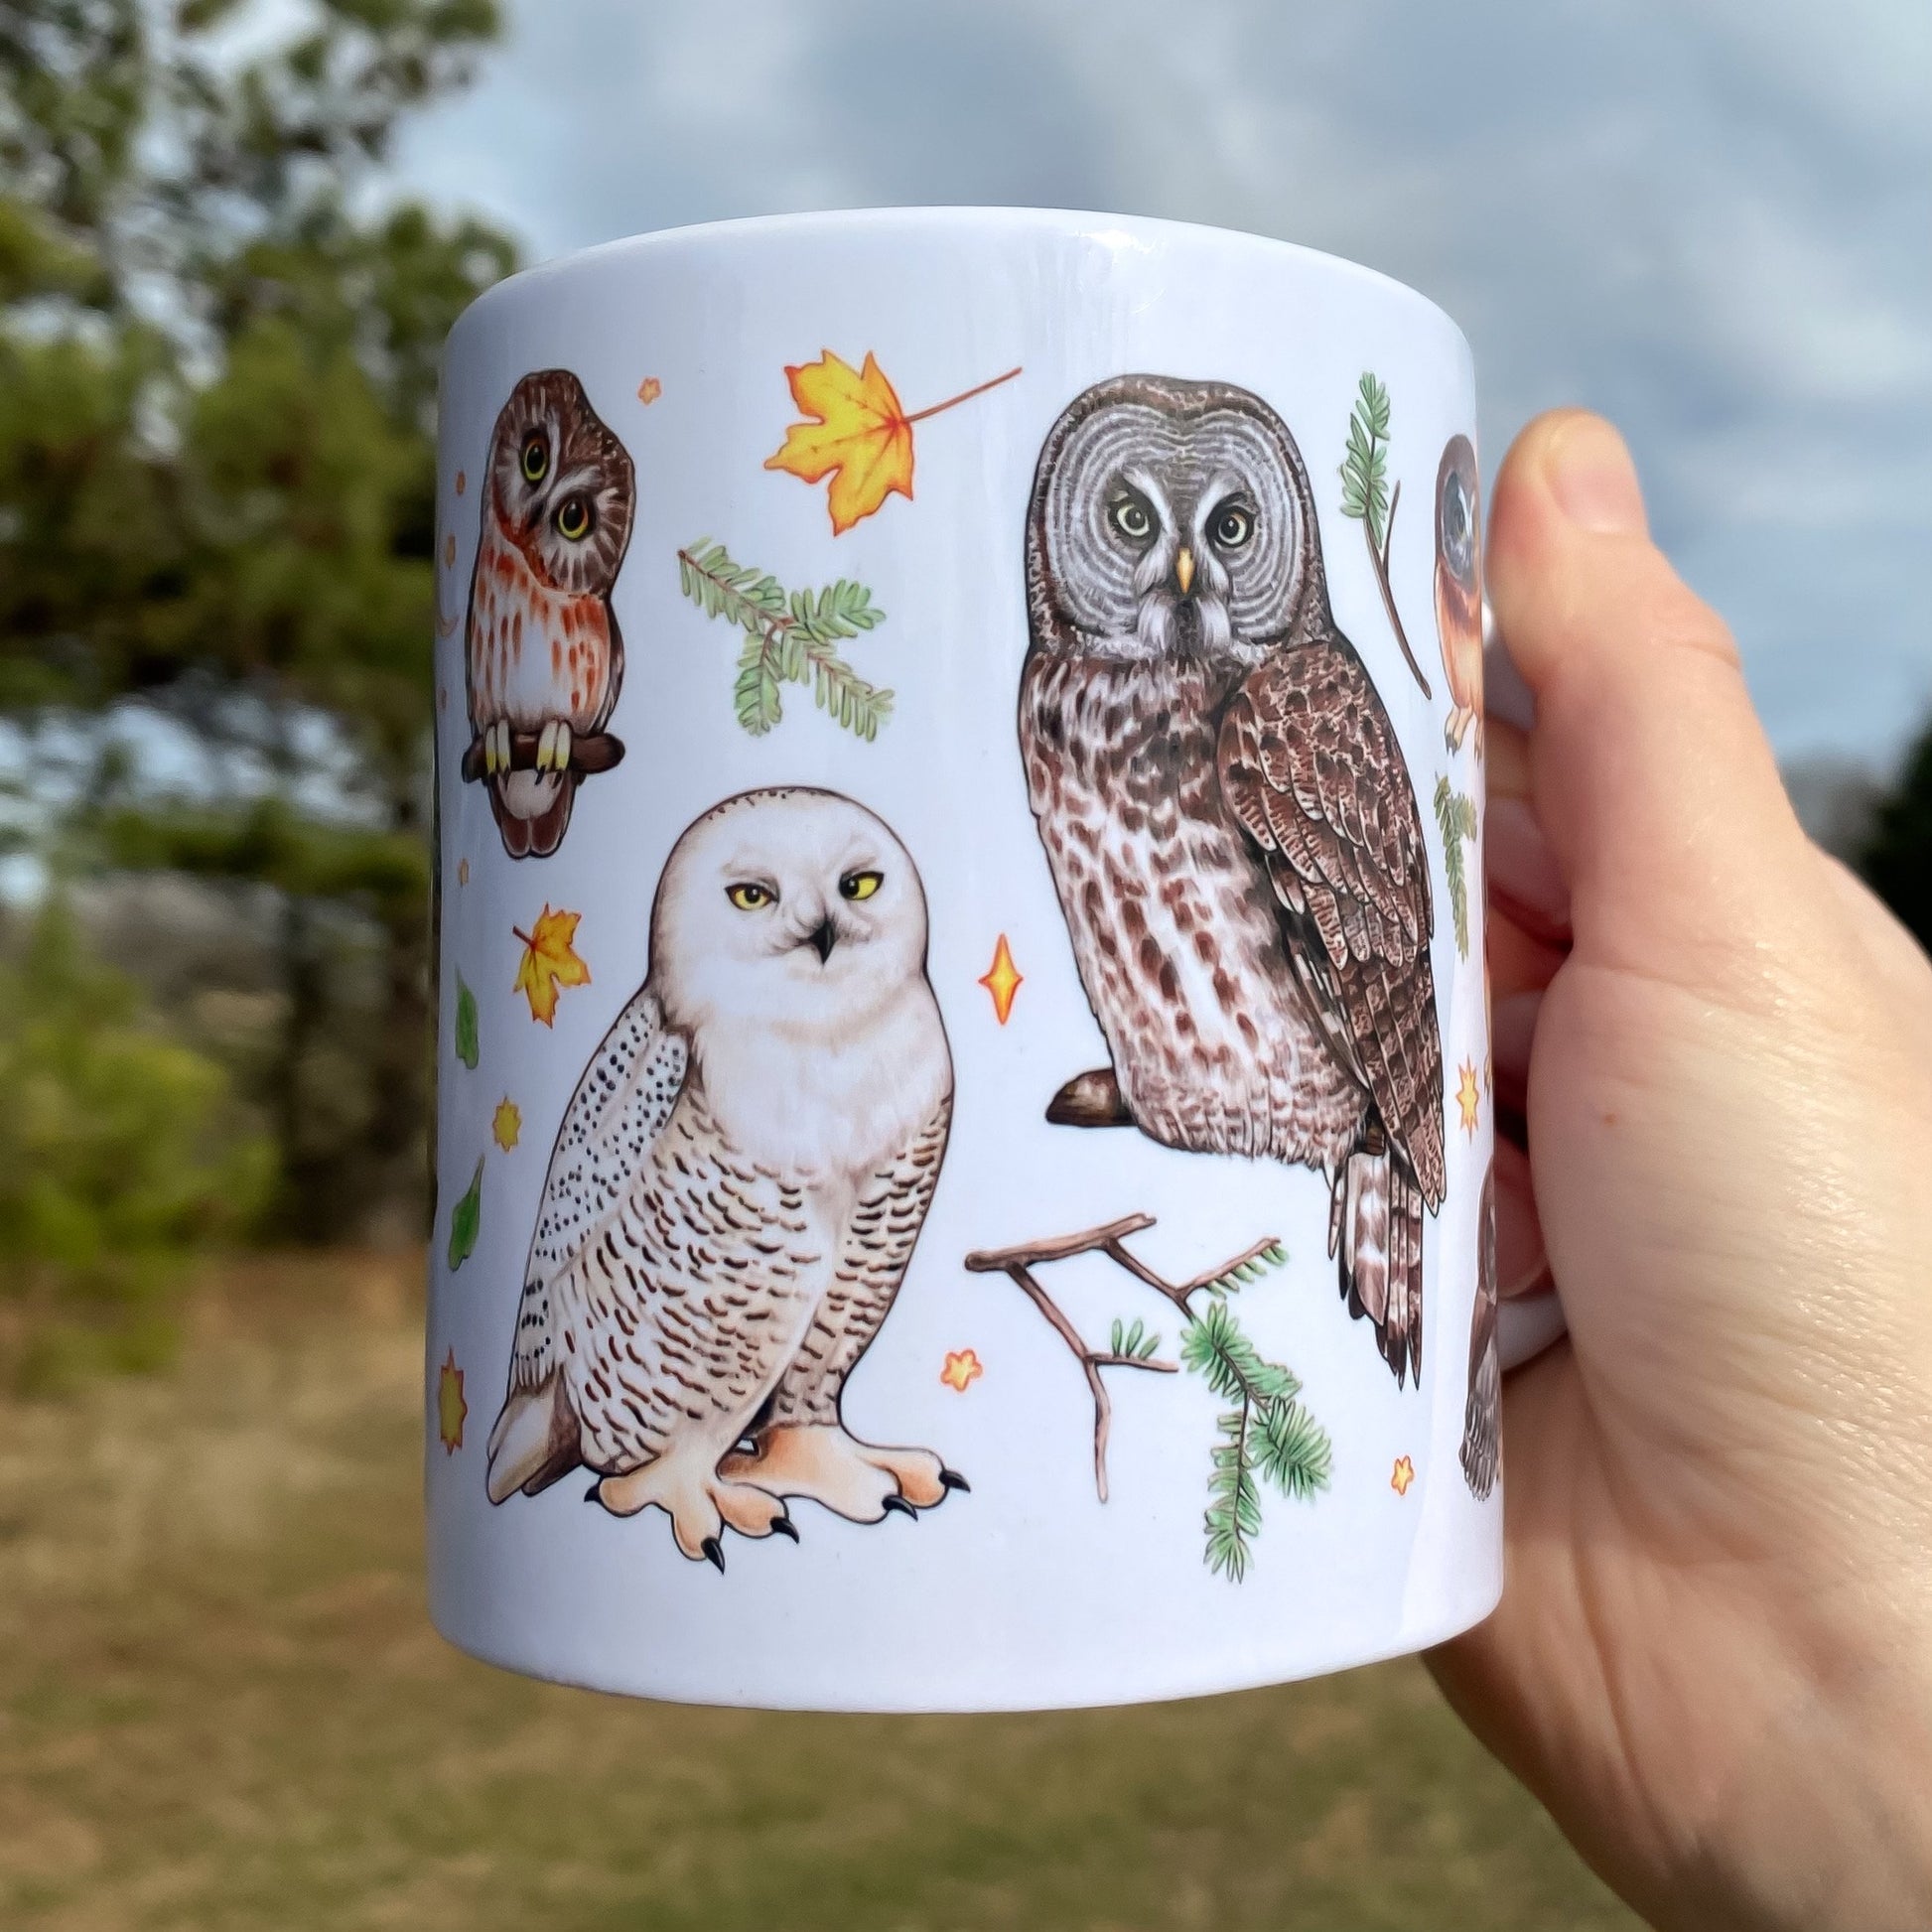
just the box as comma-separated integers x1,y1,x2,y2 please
1435,432,1484,755
486,787,960,1567
1021,373,1447,1387
1459,1159,1500,1499
463,369,634,860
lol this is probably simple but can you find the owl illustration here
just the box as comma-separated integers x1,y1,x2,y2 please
1021,374,1447,1388
464,370,634,860
1435,433,1483,755
485,787,960,1566
1459,1159,1500,1500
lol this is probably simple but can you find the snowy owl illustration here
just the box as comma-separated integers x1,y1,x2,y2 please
485,787,960,1567
463,369,633,860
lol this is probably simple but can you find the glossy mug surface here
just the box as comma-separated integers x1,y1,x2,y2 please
428,207,1532,1712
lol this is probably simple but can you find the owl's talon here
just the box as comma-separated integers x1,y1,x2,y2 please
769,1513,799,1542
938,1468,970,1493
552,721,572,772
881,1494,918,1520
584,1481,601,1502
701,1536,726,1572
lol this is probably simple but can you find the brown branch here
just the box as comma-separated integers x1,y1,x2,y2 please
1363,479,1433,699
459,731,623,783
963,1214,1283,1502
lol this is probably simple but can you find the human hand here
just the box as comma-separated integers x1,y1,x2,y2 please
1428,410,1932,1932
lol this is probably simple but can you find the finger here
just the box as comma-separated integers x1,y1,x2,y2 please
1492,1135,1550,1300
1485,719,1571,948
1487,411,1811,977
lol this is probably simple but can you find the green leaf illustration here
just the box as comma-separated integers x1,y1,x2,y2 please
1434,774,1480,958
454,971,480,1070
678,539,893,741
446,1156,483,1272
1339,372,1394,554
1182,1295,1333,1580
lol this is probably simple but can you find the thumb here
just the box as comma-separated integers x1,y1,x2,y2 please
1487,411,1810,976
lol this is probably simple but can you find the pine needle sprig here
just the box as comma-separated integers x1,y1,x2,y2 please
1434,774,1480,958
1338,372,1433,699
678,539,892,741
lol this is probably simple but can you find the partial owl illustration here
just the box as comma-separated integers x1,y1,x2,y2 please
1021,374,1447,1388
462,370,634,860
1435,433,1483,755
485,787,960,1567
1459,1159,1500,1500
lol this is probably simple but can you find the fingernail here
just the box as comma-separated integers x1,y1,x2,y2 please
1485,797,1571,935
1546,415,1647,536
1490,991,1542,1088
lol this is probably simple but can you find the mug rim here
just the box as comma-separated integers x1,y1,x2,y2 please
449,205,1471,364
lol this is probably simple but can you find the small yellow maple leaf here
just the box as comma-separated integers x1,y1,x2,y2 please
765,351,1022,534
940,1348,984,1393
1391,1454,1415,1496
1456,1061,1481,1136
491,1097,521,1152
437,1347,468,1453
512,905,591,1026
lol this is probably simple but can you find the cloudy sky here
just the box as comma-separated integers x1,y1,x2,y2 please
393,0,1932,769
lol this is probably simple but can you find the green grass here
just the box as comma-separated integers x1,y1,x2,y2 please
0,1256,1638,1931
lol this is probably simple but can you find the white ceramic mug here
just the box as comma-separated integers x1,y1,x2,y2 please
427,208,1556,1712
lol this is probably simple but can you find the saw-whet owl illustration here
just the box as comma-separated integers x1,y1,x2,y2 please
1020,373,1447,1388
485,786,960,1567
463,369,634,860
1459,1158,1500,1499
1435,433,1483,755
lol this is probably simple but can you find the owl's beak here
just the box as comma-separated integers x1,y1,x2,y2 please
1173,546,1195,597
805,916,838,964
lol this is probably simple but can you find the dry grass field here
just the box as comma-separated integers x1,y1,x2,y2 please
0,1255,1638,1931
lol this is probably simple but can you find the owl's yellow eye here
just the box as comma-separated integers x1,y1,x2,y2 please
555,494,592,541
520,434,549,483
1110,490,1155,544
726,882,774,910
839,870,883,901
1211,501,1254,548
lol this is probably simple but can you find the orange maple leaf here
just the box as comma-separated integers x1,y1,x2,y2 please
765,351,1022,534
512,905,591,1026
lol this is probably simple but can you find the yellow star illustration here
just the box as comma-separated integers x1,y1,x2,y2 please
978,934,1023,1026
1455,1060,1481,1136
1390,1454,1416,1497
940,1348,984,1393
437,1347,468,1454
491,1097,521,1153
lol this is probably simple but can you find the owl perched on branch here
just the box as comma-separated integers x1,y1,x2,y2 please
463,370,633,860
1021,374,1447,1388
486,788,961,1567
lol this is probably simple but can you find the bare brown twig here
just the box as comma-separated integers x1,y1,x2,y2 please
962,1215,1285,1501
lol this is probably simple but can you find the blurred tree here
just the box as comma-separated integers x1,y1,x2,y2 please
0,898,272,1392
1861,718,1932,960
0,1,516,1237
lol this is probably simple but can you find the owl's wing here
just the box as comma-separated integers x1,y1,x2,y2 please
591,603,623,737
1218,630,1448,1205
485,985,689,1501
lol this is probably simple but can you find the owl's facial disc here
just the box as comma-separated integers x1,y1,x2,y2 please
651,791,927,1040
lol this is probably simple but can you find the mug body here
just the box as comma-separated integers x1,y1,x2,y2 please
427,207,1496,1711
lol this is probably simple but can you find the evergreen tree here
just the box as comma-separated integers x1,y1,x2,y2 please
1862,719,1932,960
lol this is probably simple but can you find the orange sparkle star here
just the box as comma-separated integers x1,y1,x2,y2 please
455,469,467,495
1391,1454,1415,1496
437,1347,468,1453
1455,1061,1481,1136
491,1097,521,1153
978,934,1023,1025
637,375,662,405
940,1348,984,1393
444,530,456,567
457,858,471,888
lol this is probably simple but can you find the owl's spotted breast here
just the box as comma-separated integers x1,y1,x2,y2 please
1021,650,1360,1165
468,511,617,738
